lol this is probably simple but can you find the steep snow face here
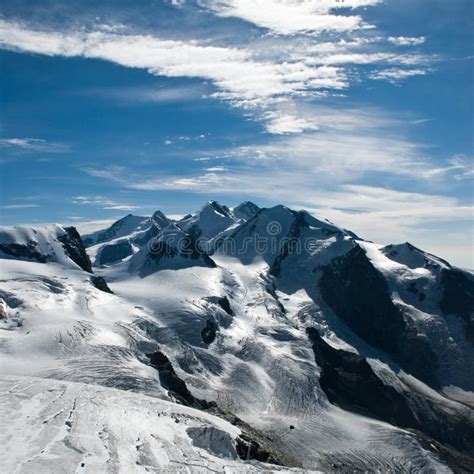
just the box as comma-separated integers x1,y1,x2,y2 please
0,375,298,474
382,242,451,270
178,201,238,241
0,255,166,395
233,201,260,222
82,214,153,247
0,224,92,272
361,240,474,392
95,239,135,266
86,211,174,268
151,209,170,228
128,223,216,275
213,206,355,291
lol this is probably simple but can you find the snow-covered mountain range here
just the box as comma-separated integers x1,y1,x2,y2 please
1,201,473,473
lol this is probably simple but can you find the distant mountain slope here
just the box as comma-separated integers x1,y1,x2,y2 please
0,224,92,272
82,214,153,247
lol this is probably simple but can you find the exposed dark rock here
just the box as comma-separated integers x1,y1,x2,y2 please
90,276,114,294
97,240,134,265
201,319,217,344
0,242,48,263
410,430,474,473
440,268,474,342
152,210,170,228
236,434,278,463
208,200,232,218
265,283,286,314
203,296,233,316
306,327,419,426
318,245,438,386
230,423,300,467
215,296,233,316
58,227,93,273
270,211,309,277
146,351,216,410
132,224,160,247
307,327,474,459
82,237,94,248
233,201,260,221
147,233,216,269
407,282,426,303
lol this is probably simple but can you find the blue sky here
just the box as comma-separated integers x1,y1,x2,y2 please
0,0,473,266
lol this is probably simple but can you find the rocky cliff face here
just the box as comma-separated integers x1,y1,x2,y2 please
318,245,439,386
440,268,474,342
96,240,134,266
58,226,93,273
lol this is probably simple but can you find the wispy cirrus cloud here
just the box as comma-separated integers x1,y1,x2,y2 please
72,195,140,211
83,84,206,104
1,204,40,209
370,68,429,83
79,103,459,192
0,137,69,153
421,155,474,181
303,185,473,245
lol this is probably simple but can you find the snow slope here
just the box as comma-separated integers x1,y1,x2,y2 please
1,202,473,473
0,375,300,473
82,214,153,247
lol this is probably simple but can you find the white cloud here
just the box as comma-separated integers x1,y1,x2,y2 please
80,105,440,191
102,205,141,210
305,52,431,67
80,166,126,183
303,185,473,245
1,204,40,209
72,195,139,211
199,0,381,35
0,137,69,152
263,112,320,134
68,218,118,234
449,155,474,181
135,172,228,191
388,36,426,46
370,68,428,83
0,18,430,134
86,84,205,103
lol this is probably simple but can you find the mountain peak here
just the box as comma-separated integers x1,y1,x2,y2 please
202,200,232,217
152,210,171,228
233,201,260,221
382,242,451,270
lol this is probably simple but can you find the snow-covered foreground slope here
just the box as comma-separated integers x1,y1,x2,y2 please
1,203,473,473
0,375,299,473
0,224,305,472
